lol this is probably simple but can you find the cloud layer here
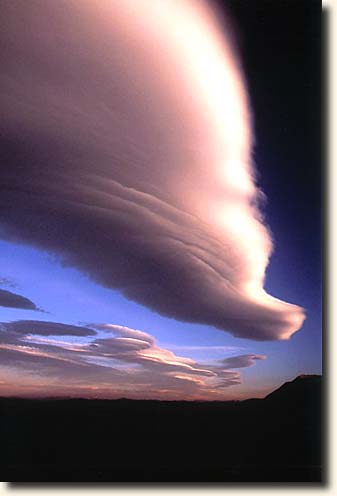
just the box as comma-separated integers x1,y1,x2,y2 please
0,288,39,311
2,320,96,337
0,320,265,400
0,0,305,340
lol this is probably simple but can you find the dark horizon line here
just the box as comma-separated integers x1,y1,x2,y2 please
1,373,322,403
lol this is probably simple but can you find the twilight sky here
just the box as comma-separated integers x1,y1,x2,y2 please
0,0,321,400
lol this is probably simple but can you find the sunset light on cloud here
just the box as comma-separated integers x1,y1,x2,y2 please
0,0,320,401
0,320,265,400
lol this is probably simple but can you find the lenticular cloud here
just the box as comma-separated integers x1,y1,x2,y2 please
0,0,305,340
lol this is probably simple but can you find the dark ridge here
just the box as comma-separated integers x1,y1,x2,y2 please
265,374,321,398
1,375,322,482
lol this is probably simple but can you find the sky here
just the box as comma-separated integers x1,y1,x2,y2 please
0,0,321,400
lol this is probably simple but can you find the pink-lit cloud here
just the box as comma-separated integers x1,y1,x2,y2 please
0,0,305,340
0,320,264,400
221,354,267,369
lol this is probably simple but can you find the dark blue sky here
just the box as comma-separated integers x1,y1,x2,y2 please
223,0,322,377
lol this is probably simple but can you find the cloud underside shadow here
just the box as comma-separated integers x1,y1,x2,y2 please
0,321,266,400
0,288,40,311
0,0,305,340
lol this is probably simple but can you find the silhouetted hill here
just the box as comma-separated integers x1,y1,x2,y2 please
1,375,322,482
265,374,321,403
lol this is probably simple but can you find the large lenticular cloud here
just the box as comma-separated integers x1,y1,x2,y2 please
0,0,305,340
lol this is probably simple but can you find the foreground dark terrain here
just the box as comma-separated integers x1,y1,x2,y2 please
1,375,322,482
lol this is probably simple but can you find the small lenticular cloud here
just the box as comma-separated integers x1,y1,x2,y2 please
0,0,305,340
0,289,39,311
0,320,266,399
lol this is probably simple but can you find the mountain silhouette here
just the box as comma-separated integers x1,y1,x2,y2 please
265,374,321,403
1,375,322,482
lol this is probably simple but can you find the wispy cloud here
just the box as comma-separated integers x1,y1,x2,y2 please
0,320,266,400
1,320,96,337
162,344,245,353
0,277,17,288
